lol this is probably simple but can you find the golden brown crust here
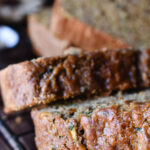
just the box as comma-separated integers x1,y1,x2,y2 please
32,101,150,150
50,0,129,52
0,61,38,112
0,49,142,113
28,12,70,57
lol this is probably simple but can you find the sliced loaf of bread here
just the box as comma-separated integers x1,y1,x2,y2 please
32,90,150,150
51,0,150,50
0,49,146,113
28,6,128,57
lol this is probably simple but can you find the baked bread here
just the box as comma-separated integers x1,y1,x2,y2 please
1,48,147,113
28,8,70,57
51,0,150,50
32,90,150,150
28,6,128,57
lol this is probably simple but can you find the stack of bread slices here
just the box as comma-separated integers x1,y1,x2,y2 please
0,0,150,149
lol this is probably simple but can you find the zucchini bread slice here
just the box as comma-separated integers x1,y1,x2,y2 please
32,90,150,150
28,7,70,57
28,6,128,57
0,49,143,113
51,0,150,50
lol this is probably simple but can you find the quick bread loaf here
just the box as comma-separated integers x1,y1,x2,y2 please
32,90,150,150
28,0,150,57
51,0,150,50
1,48,150,113
28,5,128,57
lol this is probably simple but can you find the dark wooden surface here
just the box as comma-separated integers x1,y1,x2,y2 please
0,19,37,150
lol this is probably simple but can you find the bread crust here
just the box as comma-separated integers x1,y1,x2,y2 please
0,49,142,113
0,61,38,112
50,0,129,52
